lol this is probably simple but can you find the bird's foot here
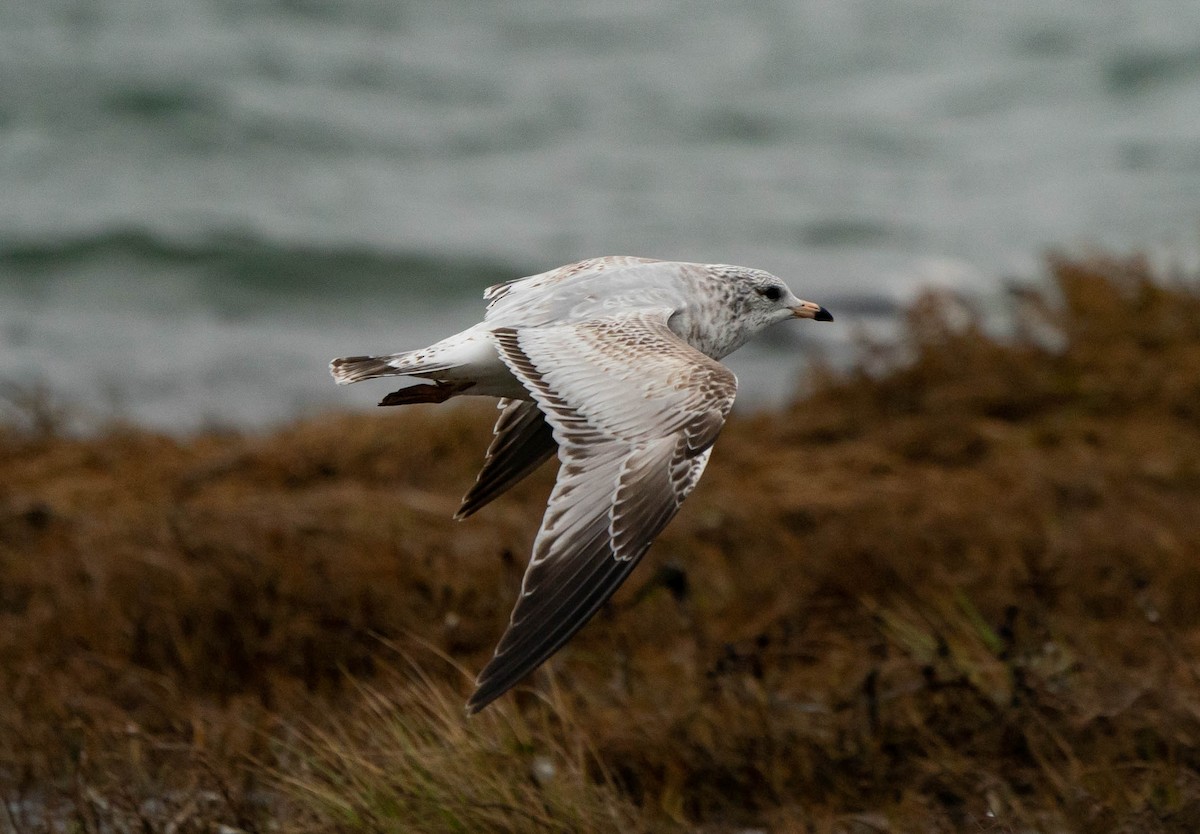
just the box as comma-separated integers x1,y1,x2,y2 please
378,380,473,407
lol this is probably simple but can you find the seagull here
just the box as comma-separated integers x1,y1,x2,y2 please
329,256,833,712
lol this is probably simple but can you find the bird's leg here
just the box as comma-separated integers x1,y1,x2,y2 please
378,380,473,407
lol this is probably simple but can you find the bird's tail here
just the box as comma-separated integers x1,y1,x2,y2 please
329,349,461,385
329,355,405,384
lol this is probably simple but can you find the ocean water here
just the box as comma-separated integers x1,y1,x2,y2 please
2,0,1199,430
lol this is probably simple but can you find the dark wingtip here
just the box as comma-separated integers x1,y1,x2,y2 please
815,306,834,322
465,683,500,715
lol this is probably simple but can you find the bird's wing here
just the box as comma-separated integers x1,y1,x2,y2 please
467,309,737,712
482,256,663,310
455,398,557,520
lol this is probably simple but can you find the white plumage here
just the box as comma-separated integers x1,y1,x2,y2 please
329,256,832,712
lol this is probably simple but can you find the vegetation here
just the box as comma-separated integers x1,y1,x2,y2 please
2,254,1199,832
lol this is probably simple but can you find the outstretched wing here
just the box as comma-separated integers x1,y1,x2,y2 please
467,309,737,712
456,399,557,520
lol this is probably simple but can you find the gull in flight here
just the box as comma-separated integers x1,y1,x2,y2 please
330,256,833,712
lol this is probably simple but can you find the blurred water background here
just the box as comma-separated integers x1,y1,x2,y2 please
1,0,1199,431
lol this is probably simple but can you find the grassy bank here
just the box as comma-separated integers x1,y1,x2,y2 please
2,254,1200,832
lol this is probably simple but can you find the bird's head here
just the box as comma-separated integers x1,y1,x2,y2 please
740,270,834,329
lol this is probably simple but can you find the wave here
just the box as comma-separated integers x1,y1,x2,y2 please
0,227,527,303
1105,45,1200,95
0,226,898,326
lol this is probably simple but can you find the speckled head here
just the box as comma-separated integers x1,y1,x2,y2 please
680,264,832,359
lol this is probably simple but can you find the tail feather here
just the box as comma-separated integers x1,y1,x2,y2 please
330,349,462,385
329,355,406,385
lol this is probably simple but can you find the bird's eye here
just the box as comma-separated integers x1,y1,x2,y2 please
758,286,783,301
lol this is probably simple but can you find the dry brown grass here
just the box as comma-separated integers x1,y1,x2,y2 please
2,253,1200,831
277,658,643,833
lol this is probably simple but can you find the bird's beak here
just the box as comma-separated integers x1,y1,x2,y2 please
791,300,834,321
